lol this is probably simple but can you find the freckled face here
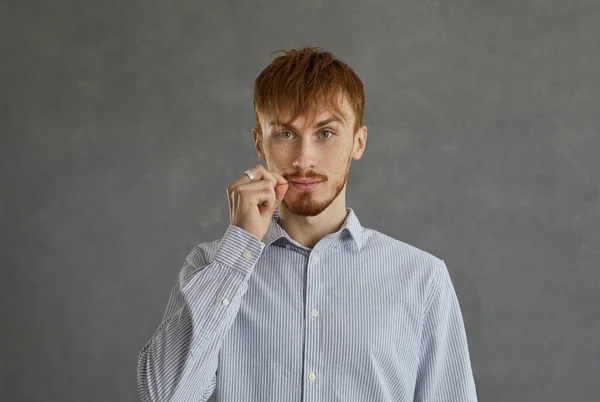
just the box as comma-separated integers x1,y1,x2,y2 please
255,102,361,217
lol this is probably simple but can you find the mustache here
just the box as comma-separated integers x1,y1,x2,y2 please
283,171,327,181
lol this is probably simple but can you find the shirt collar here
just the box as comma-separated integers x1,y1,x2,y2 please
261,207,364,251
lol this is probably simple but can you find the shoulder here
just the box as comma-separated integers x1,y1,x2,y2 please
360,226,448,288
362,227,445,267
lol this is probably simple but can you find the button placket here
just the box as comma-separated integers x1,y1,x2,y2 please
305,249,324,390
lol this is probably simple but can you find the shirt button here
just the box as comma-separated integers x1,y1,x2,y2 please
221,298,230,306
335,244,341,249
308,372,317,381
285,244,291,249
310,309,319,318
243,250,253,260
312,255,320,263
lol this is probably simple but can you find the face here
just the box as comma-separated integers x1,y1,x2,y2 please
252,97,367,217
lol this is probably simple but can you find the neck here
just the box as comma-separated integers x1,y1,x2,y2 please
276,192,349,249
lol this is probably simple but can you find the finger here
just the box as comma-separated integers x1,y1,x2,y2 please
229,164,276,190
237,187,275,210
274,181,288,205
261,188,277,208
252,164,278,187
268,170,289,185
233,180,274,194
231,181,275,208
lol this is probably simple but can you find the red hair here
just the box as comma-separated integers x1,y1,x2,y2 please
254,47,365,136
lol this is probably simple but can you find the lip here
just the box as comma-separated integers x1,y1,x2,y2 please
290,181,321,190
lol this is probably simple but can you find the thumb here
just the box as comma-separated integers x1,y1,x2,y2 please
274,181,289,207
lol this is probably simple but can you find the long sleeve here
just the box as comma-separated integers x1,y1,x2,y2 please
137,225,265,402
413,260,478,402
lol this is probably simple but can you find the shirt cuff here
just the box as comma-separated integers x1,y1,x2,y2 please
212,224,265,276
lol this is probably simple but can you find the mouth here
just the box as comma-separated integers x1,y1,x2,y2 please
289,181,321,191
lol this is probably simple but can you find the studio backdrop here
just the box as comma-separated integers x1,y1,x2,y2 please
2,0,599,401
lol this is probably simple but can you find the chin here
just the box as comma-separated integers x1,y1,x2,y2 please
282,194,335,217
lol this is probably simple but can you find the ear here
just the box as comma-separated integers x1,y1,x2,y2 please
352,126,367,160
252,128,266,161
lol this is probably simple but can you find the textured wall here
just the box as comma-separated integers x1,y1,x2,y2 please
2,0,599,401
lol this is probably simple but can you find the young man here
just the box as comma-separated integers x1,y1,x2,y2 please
137,47,478,402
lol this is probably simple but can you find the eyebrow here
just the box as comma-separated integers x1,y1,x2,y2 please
269,116,344,131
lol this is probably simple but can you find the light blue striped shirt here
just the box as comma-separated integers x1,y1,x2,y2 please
137,207,477,401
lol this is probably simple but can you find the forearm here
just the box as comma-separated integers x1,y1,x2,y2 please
137,225,264,401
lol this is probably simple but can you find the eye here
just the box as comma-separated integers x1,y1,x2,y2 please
278,130,295,140
320,130,334,139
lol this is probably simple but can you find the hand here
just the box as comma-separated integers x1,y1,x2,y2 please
226,164,289,240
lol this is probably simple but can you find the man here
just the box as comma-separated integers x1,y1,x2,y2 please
137,47,478,402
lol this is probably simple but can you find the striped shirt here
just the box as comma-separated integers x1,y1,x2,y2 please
137,207,478,401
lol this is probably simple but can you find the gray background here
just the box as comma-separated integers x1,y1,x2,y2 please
2,0,599,401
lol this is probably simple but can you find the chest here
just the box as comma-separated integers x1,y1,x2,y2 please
226,249,424,370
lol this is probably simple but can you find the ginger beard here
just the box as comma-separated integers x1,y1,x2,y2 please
280,151,352,217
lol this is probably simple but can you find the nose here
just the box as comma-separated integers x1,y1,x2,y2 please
292,139,316,170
